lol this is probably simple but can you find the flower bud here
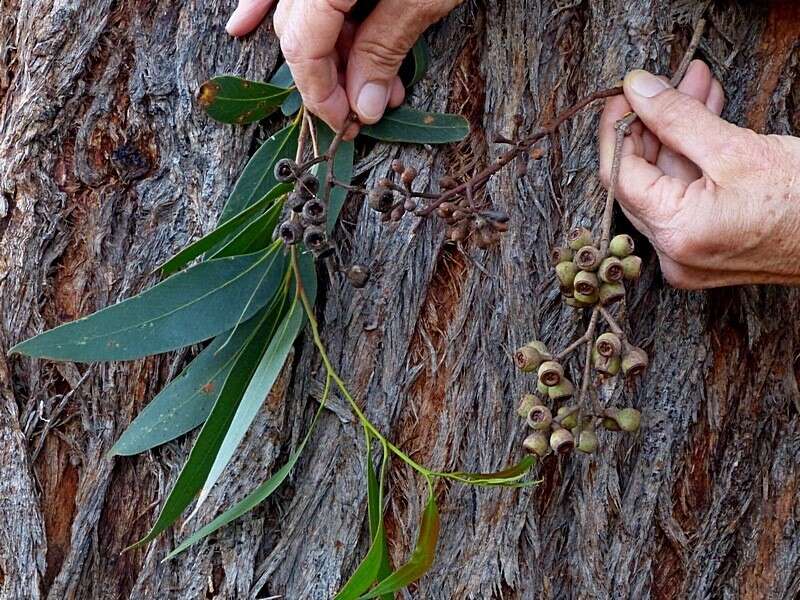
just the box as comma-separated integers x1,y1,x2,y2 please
616,407,642,432
517,393,538,418
274,158,297,183
514,341,550,372
278,220,303,245
368,189,394,213
551,246,574,265
537,360,563,387
574,270,599,296
575,245,601,271
287,191,306,213
556,406,578,429
302,225,327,252
401,167,418,187
567,227,593,251
595,332,622,358
556,261,578,288
523,432,550,457
621,345,648,378
599,282,625,305
598,256,624,283
526,405,552,430
549,428,575,454
346,264,370,288
621,255,642,280
301,199,327,225
573,290,599,305
576,430,598,454
609,233,635,258
297,173,320,199
548,378,574,400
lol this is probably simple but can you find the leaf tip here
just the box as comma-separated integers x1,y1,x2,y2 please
197,81,220,108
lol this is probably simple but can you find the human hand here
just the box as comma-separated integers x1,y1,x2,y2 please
226,0,461,136
599,59,800,288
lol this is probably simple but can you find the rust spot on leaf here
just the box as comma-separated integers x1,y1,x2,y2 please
197,81,220,108
201,381,215,394
423,115,435,125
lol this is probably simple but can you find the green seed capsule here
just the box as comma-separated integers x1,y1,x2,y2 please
574,270,599,296
598,256,625,283
621,345,648,378
556,261,579,288
616,407,642,432
573,289,599,305
595,332,622,358
523,432,551,457
538,360,563,387
609,234,635,258
526,405,553,430
567,227,594,251
549,428,575,454
548,378,574,400
517,393,538,418
599,282,625,305
514,341,551,372
594,353,621,376
576,430,599,453
557,406,578,429
565,297,591,309
621,255,642,280
551,246,574,265
575,245,602,271
537,379,550,396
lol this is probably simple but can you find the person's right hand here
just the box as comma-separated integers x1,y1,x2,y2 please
226,0,461,137
599,59,800,288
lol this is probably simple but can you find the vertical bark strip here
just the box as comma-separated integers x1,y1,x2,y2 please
1,1,799,598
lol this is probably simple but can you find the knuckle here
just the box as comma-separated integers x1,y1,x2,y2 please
279,30,304,62
653,91,690,136
356,37,407,71
716,129,771,176
658,228,702,266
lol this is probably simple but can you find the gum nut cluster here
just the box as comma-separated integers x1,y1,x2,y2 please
552,229,642,308
514,340,642,458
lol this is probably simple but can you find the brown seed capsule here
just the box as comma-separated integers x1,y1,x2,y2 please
274,158,297,183
599,282,625,305
514,340,550,372
576,430,599,454
301,199,327,225
538,360,563,387
492,221,510,233
548,378,574,400
530,147,545,160
523,432,551,457
593,349,621,376
555,261,579,289
598,256,625,283
439,175,457,189
401,167,418,187
574,270,599,296
480,210,510,223
616,407,642,432
391,159,405,174
346,264,370,288
549,428,575,454
438,201,455,216
449,223,468,242
595,332,622,358
526,405,553,431
567,227,593,251
557,406,578,429
378,177,393,189
380,211,391,223
302,225,327,252
390,206,405,222
278,220,304,245
621,345,648,378
575,245,601,271
621,255,642,280
287,191,306,213
404,197,417,212
517,393,538,419
477,228,498,248
551,246,574,265
368,189,394,213
609,233,635,258
296,173,320,199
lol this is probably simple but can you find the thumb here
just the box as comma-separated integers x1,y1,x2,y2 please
346,0,457,123
623,69,738,177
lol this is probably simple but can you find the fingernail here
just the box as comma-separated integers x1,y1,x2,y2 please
225,9,244,34
626,70,670,98
356,81,389,122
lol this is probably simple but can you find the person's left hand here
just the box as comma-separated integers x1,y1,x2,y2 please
226,0,461,137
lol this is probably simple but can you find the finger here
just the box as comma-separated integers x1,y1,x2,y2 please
598,93,633,183
226,0,275,36
388,76,405,108
622,67,741,178
706,78,725,116
280,0,357,130
655,60,713,182
346,0,459,123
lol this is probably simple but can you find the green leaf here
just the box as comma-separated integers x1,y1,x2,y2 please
314,121,355,232
198,76,292,124
128,296,288,547
281,92,303,117
269,62,294,88
358,491,440,599
360,107,469,144
269,62,302,116
218,123,299,223
11,249,287,362
435,455,536,486
158,186,287,276
193,252,317,509
399,39,430,88
208,203,282,259
108,313,269,457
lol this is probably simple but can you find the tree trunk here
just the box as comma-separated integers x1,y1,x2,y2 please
3,1,800,598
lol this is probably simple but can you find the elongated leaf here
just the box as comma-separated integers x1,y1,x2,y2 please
219,123,299,223
334,443,392,600
314,121,355,232
269,62,294,88
269,62,302,116
159,187,287,276
11,250,286,362
359,492,440,599
108,313,268,457
360,107,469,144
208,203,282,259
436,455,536,486
198,76,292,124
129,296,288,546
399,39,430,88
194,252,317,509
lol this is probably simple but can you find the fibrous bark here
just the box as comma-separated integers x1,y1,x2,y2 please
2,1,800,598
